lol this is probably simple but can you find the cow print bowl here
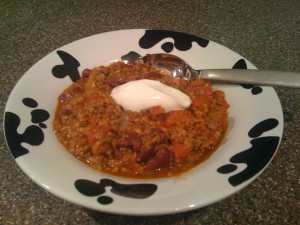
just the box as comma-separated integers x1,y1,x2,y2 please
3,29,283,216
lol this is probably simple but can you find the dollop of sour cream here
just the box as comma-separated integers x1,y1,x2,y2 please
110,79,191,112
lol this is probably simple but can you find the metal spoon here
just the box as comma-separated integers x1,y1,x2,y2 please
136,53,300,88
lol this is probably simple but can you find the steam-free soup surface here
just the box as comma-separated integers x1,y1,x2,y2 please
53,61,229,178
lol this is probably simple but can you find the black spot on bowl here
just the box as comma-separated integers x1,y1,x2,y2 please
217,164,238,174
121,51,141,62
52,50,81,82
97,196,113,205
248,119,279,138
217,118,280,187
75,178,157,205
4,112,45,158
139,30,209,52
31,109,50,125
161,42,174,53
22,98,38,108
232,59,247,70
4,98,50,158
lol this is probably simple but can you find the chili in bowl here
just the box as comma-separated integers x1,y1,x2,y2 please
53,60,229,179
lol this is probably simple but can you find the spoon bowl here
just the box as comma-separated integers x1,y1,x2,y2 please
136,53,300,88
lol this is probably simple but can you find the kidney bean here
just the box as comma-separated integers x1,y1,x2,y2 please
82,69,91,79
146,147,171,170
116,136,131,148
72,86,84,93
128,132,142,152
59,93,69,103
137,144,155,162
60,108,72,116
116,132,142,152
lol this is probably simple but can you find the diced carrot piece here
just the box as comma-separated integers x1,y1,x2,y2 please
98,125,112,133
213,90,230,108
89,118,98,126
164,110,193,128
189,81,213,95
221,110,228,130
171,136,192,158
78,137,86,145
115,153,140,171
192,94,212,108
85,125,112,146
91,93,103,100
149,106,165,116
85,130,97,145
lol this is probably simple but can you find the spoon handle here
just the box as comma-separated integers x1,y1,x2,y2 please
199,69,300,88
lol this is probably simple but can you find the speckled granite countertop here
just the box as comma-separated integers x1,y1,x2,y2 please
1,1,299,224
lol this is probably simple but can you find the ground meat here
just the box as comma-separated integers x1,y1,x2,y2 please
53,61,229,178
